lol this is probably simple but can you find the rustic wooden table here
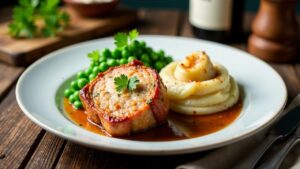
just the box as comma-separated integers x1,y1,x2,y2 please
0,9,300,169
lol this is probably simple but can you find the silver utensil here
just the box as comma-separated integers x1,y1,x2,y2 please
257,124,300,169
233,105,300,169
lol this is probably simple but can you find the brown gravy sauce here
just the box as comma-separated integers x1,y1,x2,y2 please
64,99,242,141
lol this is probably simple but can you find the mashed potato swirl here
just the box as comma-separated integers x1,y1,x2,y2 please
160,51,239,115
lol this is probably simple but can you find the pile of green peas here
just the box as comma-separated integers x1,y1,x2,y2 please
64,40,173,109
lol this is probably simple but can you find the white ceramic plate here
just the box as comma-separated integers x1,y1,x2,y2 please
16,35,287,155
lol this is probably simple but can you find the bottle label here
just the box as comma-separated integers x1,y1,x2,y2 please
189,0,233,31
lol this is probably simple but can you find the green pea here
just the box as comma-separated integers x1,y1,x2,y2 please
76,71,87,79
73,91,81,101
121,49,130,58
122,46,129,50
121,46,129,52
90,61,99,67
112,48,122,58
107,59,118,66
128,45,135,52
64,88,74,98
132,40,140,47
140,41,146,49
140,54,151,63
144,62,151,67
101,48,111,58
69,94,76,103
77,78,88,88
150,53,159,61
85,67,93,75
128,41,139,52
154,61,165,71
99,55,106,62
157,50,165,57
73,100,83,109
134,49,143,57
99,62,109,72
146,47,153,54
89,73,97,81
119,58,127,65
165,56,173,63
128,56,137,63
71,80,80,90
92,66,100,74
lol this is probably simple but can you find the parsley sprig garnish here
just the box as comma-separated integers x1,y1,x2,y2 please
114,74,140,92
9,0,70,38
87,50,100,62
128,76,139,91
114,29,139,48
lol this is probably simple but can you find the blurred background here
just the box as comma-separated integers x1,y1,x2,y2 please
0,0,298,65
2,0,300,12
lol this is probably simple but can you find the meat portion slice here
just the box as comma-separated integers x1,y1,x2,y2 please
80,60,169,136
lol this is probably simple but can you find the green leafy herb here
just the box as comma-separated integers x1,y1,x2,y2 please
114,74,129,92
87,50,100,62
114,74,139,92
114,32,128,48
128,29,138,41
114,29,139,48
9,0,70,38
128,76,139,91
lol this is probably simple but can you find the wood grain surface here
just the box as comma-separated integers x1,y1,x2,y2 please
0,63,23,100
0,88,45,169
0,8,299,169
0,7,137,66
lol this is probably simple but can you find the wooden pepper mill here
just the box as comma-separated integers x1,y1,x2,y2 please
248,0,299,62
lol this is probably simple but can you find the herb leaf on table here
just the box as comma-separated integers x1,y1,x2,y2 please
9,0,70,38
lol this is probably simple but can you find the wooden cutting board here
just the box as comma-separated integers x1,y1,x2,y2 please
0,8,138,66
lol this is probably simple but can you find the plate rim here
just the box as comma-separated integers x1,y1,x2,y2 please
16,35,287,155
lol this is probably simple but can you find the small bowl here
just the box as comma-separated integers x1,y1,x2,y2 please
64,0,119,17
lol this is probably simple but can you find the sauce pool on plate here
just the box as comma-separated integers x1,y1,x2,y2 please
64,98,242,141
